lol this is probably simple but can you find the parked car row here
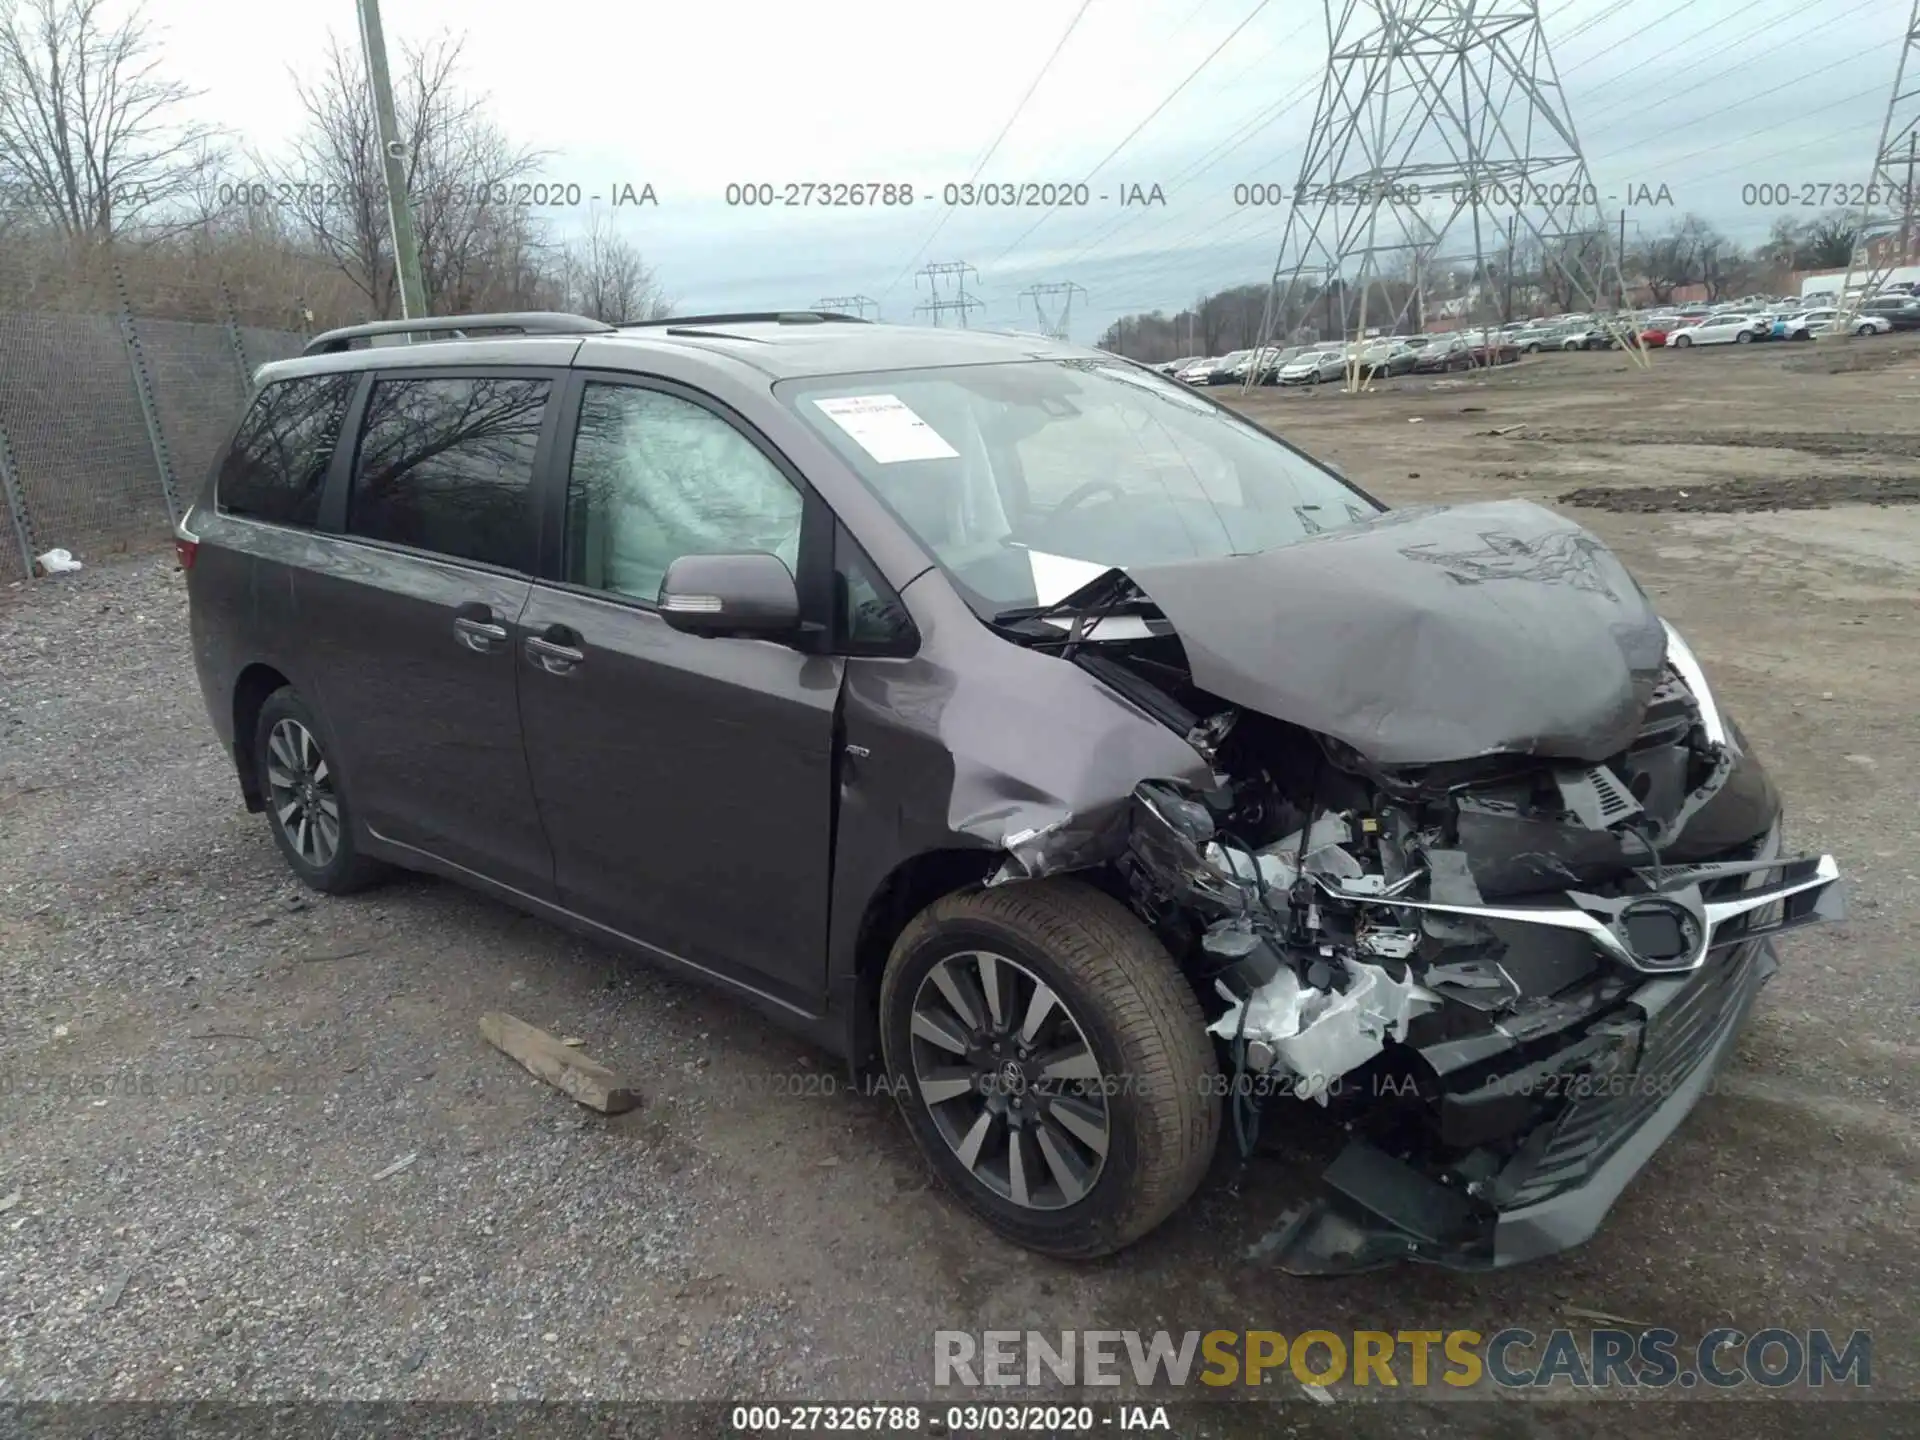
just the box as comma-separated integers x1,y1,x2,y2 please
1151,329,1523,389
1137,286,1916,387
1636,300,1899,348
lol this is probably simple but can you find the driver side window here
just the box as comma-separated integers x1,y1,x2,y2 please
565,383,803,604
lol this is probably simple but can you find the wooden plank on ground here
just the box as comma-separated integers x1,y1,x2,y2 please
479,1011,639,1115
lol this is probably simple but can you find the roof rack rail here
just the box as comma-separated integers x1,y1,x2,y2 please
617,311,870,329
301,311,615,356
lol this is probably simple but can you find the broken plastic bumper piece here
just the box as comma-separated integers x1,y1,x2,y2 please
1263,933,1793,1274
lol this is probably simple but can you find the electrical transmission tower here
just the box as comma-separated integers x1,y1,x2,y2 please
1834,0,1920,331
914,262,984,327
814,294,881,320
1253,0,1644,392
1018,282,1088,341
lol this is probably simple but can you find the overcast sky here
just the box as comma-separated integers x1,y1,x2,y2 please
155,0,1915,340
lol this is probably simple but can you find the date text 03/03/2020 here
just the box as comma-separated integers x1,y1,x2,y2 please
728,1404,1173,1432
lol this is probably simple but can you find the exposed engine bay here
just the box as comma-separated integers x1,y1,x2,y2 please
981,513,1844,1271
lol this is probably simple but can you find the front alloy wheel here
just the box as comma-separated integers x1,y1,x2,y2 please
909,950,1110,1209
880,880,1221,1258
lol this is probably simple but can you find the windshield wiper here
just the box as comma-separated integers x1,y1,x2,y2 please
990,567,1133,628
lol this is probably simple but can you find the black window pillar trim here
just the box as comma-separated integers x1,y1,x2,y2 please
315,370,373,534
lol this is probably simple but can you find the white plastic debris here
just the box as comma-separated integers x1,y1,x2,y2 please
34,548,81,575
1210,959,1438,1102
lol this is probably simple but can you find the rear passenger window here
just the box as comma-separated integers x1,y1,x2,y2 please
217,374,356,526
347,376,550,571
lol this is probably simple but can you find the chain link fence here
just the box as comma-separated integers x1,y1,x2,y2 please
0,257,314,584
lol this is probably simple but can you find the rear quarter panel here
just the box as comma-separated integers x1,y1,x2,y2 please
186,510,313,751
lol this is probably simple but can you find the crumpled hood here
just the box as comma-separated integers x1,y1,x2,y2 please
1125,499,1670,766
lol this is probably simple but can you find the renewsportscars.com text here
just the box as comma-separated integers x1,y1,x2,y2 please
934,1327,1871,1391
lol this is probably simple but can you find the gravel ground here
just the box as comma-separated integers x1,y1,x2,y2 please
0,341,1914,1438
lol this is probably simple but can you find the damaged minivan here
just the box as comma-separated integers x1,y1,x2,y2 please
182,312,1843,1270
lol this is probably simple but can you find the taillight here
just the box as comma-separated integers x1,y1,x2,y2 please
174,512,199,570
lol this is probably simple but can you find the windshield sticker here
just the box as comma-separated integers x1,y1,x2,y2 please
1025,548,1115,606
811,394,960,463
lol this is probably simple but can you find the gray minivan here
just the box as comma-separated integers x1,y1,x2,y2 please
180,310,1840,1268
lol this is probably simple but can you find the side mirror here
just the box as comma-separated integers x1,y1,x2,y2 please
657,552,800,639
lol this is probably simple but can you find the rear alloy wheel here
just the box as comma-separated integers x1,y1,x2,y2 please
254,687,386,894
880,880,1220,1258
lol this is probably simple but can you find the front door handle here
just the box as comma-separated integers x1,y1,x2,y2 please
453,610,509,653
525,625,584,675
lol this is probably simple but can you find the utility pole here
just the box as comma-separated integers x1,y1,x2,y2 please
913,262,983,327
1253,0,1645,376
357,0,427,320
1619,210,1629,310
1018,281,1087,341
1905,133,1918,263
1504,215,1516,322
1837,0,1920,332
814,294,881,320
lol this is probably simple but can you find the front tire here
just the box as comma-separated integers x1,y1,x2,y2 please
879,880,1221,1259
254,687,387,895
1735,330,1753,344
1674,335,1693,348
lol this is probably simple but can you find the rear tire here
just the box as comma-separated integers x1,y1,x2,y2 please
879,879,1221,1259
254,687,387,895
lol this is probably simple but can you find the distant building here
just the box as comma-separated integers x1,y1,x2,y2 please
1796,263,1920,298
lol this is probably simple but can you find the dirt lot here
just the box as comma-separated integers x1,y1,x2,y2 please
1,336,1914,1437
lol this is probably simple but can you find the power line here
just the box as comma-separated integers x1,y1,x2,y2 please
1573,0,1875,125
1588,47,1896,163
1552,0,1655,48
1017,0,1895,337
1559,0,1708,78
880,0,1096,303
986,0,1277,268
1047,73,1324,279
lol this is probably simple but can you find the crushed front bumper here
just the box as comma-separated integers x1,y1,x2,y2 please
1262,851,1845,1274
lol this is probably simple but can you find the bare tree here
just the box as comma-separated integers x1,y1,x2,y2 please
256,34,549,317
1801,213,1860,270
0,0,222,239
559,207,669,322
1631,221,1699,305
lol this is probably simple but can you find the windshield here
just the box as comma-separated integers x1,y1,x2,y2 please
778,359,1379,615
